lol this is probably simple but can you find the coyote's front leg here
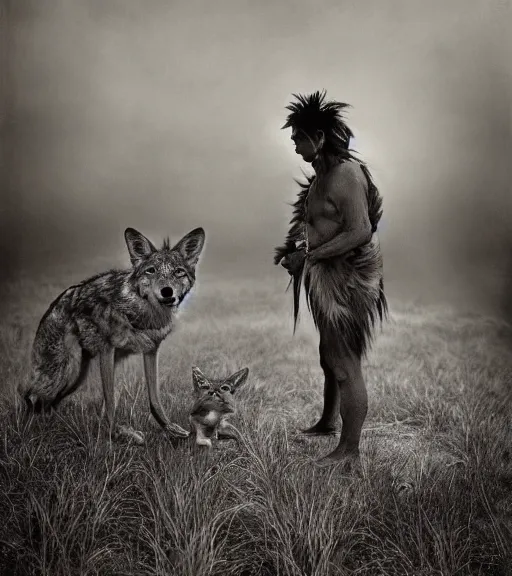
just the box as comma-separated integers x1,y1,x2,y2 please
100,347,144,445
218,419,241,443
143,349,189,439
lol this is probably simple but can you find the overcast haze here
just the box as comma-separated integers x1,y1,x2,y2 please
2,0,511,316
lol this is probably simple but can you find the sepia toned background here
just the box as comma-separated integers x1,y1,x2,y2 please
2,0,511,317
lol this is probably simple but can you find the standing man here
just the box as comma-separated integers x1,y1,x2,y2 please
274,90,387,469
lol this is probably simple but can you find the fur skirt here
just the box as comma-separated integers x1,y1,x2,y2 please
302,235,387,358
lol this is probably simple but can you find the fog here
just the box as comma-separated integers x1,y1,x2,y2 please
2,0,511,317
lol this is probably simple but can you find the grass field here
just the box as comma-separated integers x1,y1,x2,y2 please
0,266,511,575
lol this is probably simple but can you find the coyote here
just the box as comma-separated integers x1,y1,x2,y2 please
22,226,206,443
189,366,249,449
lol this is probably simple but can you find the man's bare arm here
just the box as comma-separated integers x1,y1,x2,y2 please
307,165,372,262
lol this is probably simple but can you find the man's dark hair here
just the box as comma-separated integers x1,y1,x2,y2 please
282,90,354,155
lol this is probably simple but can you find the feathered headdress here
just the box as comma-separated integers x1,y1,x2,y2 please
281,90,354,153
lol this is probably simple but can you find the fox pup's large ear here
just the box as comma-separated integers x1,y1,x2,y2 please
192,366,210,390
227,367,249,392
125,228,157,266
173,228,206,268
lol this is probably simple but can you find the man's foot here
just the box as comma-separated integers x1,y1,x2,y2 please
299,422,339,437
314,449,362,475
115,425,145,445
165,422,190,439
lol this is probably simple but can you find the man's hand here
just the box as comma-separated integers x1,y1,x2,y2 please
274,240,296,265
281,249,306,275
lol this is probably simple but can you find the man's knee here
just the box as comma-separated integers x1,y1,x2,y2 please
321,353,349,383
320,332,360,383
332,365,349,384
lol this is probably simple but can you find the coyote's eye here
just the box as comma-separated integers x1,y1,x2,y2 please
220,385,231,392
145,267,156,276
175,268,186,278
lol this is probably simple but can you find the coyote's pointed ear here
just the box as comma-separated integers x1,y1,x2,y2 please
173,228,205,268
192,366,210,390
124,228,157,266
226,367,249,392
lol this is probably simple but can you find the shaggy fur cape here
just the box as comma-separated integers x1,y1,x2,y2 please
274,160,388,358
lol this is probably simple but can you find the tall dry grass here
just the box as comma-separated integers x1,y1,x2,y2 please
0,268,510,575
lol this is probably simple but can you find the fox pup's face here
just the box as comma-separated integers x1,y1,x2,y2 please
124,227,205,308
192,366,249,409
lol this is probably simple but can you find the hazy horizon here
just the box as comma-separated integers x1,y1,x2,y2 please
2,0,511,317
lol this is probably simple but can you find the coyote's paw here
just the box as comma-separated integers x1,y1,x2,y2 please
115,425,145,445
195,438,213,450
165,422,190,439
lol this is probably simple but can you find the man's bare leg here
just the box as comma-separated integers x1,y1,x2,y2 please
316,335,367,471
301,347,340,436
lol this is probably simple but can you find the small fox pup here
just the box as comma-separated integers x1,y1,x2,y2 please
22,226,205,444
189,366,249,449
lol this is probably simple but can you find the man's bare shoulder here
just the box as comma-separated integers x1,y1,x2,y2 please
326,161,368,200
329,161,366,184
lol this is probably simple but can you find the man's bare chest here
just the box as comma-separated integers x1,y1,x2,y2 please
306,178,338,223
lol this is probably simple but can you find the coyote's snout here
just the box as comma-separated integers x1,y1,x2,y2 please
22,226,206,444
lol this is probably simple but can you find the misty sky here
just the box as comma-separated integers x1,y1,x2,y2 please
3,0,511,312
